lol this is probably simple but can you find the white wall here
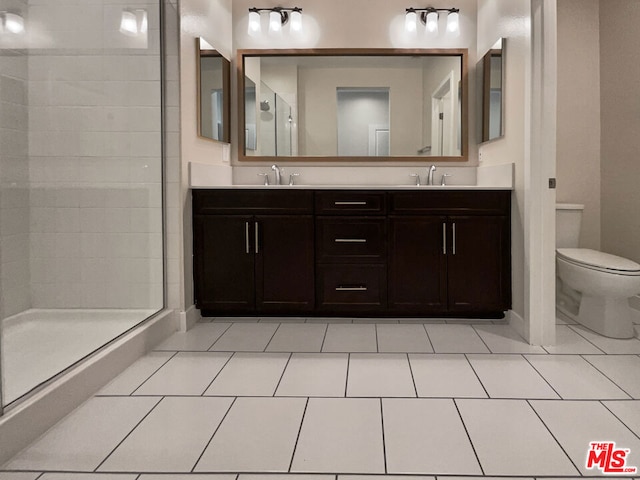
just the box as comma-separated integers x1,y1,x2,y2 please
556,0,601,250
600,0,640,265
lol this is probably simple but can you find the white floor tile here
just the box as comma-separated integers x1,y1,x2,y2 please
242,476,334,480
98,351,175,395
41,475,138,480
133,352,231,396
212,317,260,322
209,323,279,351
568,325,640,354
306,317,353,323
204,352,290,396
0,474,43,480
266,323,328,352
322,324,377,352
383,399,481,474
583,355,640,398
154,322,231,351
473,325,546,354
525,355,630,399
424,324,490,353
544,326,605,354
467,354,559,399
260,317,307,323
3,397,159,471
347,354,416,397
457,399,578,476
409,354,487,398
530,400,640,475
376,324,433,353
340,476,435,480
603,400,640,437
140,476,235,480
98,397,232,472
291,398,385,473
444,478,531,480
275,353,348,397
353,318,399,323
195,397,307,472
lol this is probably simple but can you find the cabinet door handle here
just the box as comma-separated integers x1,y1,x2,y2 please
335,201,367,206
442,222,447,255
334,238,367,243
452,222,456,255
255,221,259,254
335,286,368,292
245,222,250,254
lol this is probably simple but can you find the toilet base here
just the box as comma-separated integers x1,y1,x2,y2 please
578,294,635,339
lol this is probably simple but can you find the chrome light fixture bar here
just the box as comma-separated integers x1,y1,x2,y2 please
248,7,303,36
0,12,25,34
405,7,460,35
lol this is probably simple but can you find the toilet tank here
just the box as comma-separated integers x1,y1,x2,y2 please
556,203,584,248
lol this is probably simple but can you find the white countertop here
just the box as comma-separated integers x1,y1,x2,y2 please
190,184,513,190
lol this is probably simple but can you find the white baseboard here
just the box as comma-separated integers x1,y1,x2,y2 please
0,309,178,466
179,305,201,332
508,310,527,341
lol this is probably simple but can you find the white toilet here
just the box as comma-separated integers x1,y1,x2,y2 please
556,203,640,338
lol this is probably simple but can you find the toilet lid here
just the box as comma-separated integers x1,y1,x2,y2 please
557,248,640,273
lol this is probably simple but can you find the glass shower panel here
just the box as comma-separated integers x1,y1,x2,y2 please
0,0,164,409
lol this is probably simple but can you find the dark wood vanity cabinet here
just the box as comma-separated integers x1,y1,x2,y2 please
193,189,511,318
193,190,314,314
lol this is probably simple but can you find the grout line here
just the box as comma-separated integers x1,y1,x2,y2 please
470,324,493,353
128,351,179,396
344,353,351,397
205,322,235,350
287,396,310,472
464,354,490,399
272,352,294,396
320,323,329,352
35,474,45,480
452,398,485,476
422,323,436,353
566,325,609,354
599,400,640,442
521,354,563,399
406,353,419,398
93,396,164,472
526,399,582,474
580,355,634,399
191,396,238,472
200,352,236,395
263,322,284,352
379,398,388,474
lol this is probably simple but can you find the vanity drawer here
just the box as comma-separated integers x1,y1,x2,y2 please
316,264,386,311
315,191,386,215
316,217,386,263
193,189,313,215
389,191,510,215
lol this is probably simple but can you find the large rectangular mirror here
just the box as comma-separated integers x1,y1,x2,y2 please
478,38,505,143
197,38,230,143
238,49,468,162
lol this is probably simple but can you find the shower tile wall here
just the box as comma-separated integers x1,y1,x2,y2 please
26,0,163,310
0,0,31,320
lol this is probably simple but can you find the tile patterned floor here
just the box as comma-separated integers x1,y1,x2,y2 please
2,318,640,479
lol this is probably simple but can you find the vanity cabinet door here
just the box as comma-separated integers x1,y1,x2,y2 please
193,214,255,312
255,215,315,312
446,215,511,313
388,216,448,312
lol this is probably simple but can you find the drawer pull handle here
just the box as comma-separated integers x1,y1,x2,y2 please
452,222,456,255
335,286,368,292
255,221,259,254
334,201,367,206
334,238,367,243
245,222,250,254
443,222,447,255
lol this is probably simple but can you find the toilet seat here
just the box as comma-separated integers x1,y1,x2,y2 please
557,248,640,276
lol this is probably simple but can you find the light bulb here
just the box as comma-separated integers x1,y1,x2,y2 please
138,10,148,34
119,10,138,35
4,13,24,34
426,11,438,33
290,10,302,32
269,11,282,33
447,11,459,33
405,10,417,33
248,10,261,36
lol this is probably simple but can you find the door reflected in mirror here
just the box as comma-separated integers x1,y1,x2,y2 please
197,38,230,143
239,49,468,162
478,38,505,143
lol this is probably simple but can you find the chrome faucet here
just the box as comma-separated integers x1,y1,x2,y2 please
271,164,282,185
427,165,437,185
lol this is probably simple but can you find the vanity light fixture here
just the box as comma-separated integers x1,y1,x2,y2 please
0,12,25,34
404,7,460,35
247,7,303,36
120,9,148,36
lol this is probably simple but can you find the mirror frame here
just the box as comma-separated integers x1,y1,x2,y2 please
196,38,231,143
237,48,469,163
